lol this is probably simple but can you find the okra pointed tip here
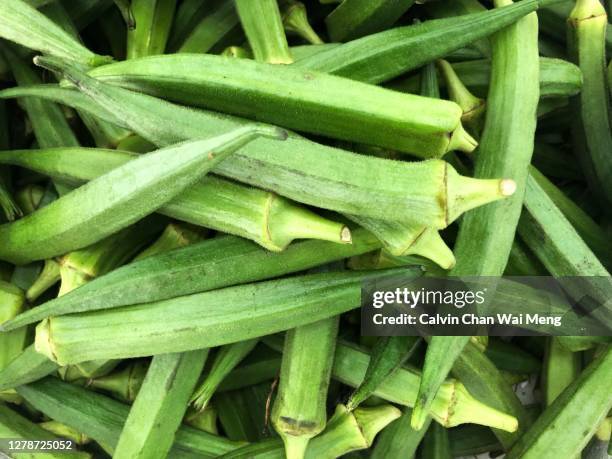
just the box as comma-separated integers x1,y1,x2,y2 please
34,318,59,364
409,404,428,431
500,179,517,197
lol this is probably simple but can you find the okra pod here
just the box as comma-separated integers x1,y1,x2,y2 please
59,359,120,382
542,337,581,406
218,352,282,392
282,1,323,45
184,405,218,435
448,424,503,456
371,408,431,459
112,0,135,29
235,0,293,64
485,339,542,375
34,268,419,364
26,258,60,302
0,147,351,251
324,0,415,42
88,361,148,402
39,421,91,445
0,344,59,391
89,54,477,158
167,0,208,51
114,350,208,459
567,0,612,203
2,229,383,332
421,422,452,459
126,0,177,58
17,377,246,457
295,0,538,84
134,222,204,261
0,0,110,66
0,111,286,264
272,317,339,458
0,281,28,376
12,65,513,226
191,339,257,411
506,347,612,458
177,0,240,54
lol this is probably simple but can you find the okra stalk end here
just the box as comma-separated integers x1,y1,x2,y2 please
408,228,455,270
353,404,402,447
569,0,607,23
447,123,478,154
283,1,324,45
26,259,60,302
282,434,310,459
34,318,59,363
445,165,516,225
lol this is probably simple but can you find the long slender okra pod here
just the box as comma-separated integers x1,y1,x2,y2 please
17,377,246,457
324,0,415,42
0,108,286,264
6,68,513,226
0,281,28,387
114,350,208,459
235,0,293,64
190,339,257,411
0,0,110,66
567,0,612,203
34,268,420,364
542,337,581,406
294,0,538,84
2,229,382,331
0,100,20,222
88,54,477,158
413,0,540,430
0,404,90,459
272,317,339,458
134,222,204,261
0,345,59,391
282,1,323,45
506,347,612,458
127,0,176,58
0,147,351,251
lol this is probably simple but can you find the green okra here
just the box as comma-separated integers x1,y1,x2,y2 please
294,0,538,84
371,408,431,459
0,404,90,459
346,336,420,411
556,336,612,353
67,0,115,31
0,114,286,264
519,173,612,327
127,0,177,58
389,57,582,100
2,229,382,332
567,0,612,204
218,352,282,392
0,147,351,252
282,1,323,45
451,342,530,449
484,339,542,375
421,422,452,459
0,103,20,222
220,404,401,459
112,0,135,29
222,46,252,59
272,317,339,458
214,387,263,442
532,142,583,180
0,344,59,391
134,222,204,261
191,340,258,412
34,268,419,365
448,424,503,457
59,359,120,382
39,420,91,445
88,361,148,402
290,43,339,61
506,347,612,459
89,54,477,158
543,337,581,406
26,258,61,302
235,0,293,64
345,217,455,269
324,0,415,42
0,0,110,66
114,350,208,459
177,0,240,54
8,67,513,227
0,281,28,378
413,1,541,427
99,6,127,60
167,0,209,51
423,0,490,57
184,405,218,435
17,377,246,457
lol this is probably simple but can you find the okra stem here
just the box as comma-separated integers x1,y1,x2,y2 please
282,1,323,45
26,258,60,302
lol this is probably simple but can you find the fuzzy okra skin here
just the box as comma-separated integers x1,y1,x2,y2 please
0,147,351,252
114,350,208,459
127,0,177,59
0,120,286,264
294,0,538,84
34,268,420,365
2,229,382,332
17,377,246,458
235,0,293,64
506,347,612,459
0,345,59,391
542,338,581,406
567,0,612,204
272,317,339,459
89,54,477,158
24,63,515,227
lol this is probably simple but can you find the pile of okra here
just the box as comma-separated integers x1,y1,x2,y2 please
0,0,611,457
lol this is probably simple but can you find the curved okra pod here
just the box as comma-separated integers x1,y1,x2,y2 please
567,0,612,204
0,107,287,264
88,54,477,158
235,0,293,64
0,147,351,251
33,268,420,365
10,65,514,226
282,1,323,45
2,229,383,332
272,317,339,458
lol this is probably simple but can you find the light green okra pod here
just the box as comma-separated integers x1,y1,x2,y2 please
272,317,339,459
127,0,177,58
543,337,581,406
